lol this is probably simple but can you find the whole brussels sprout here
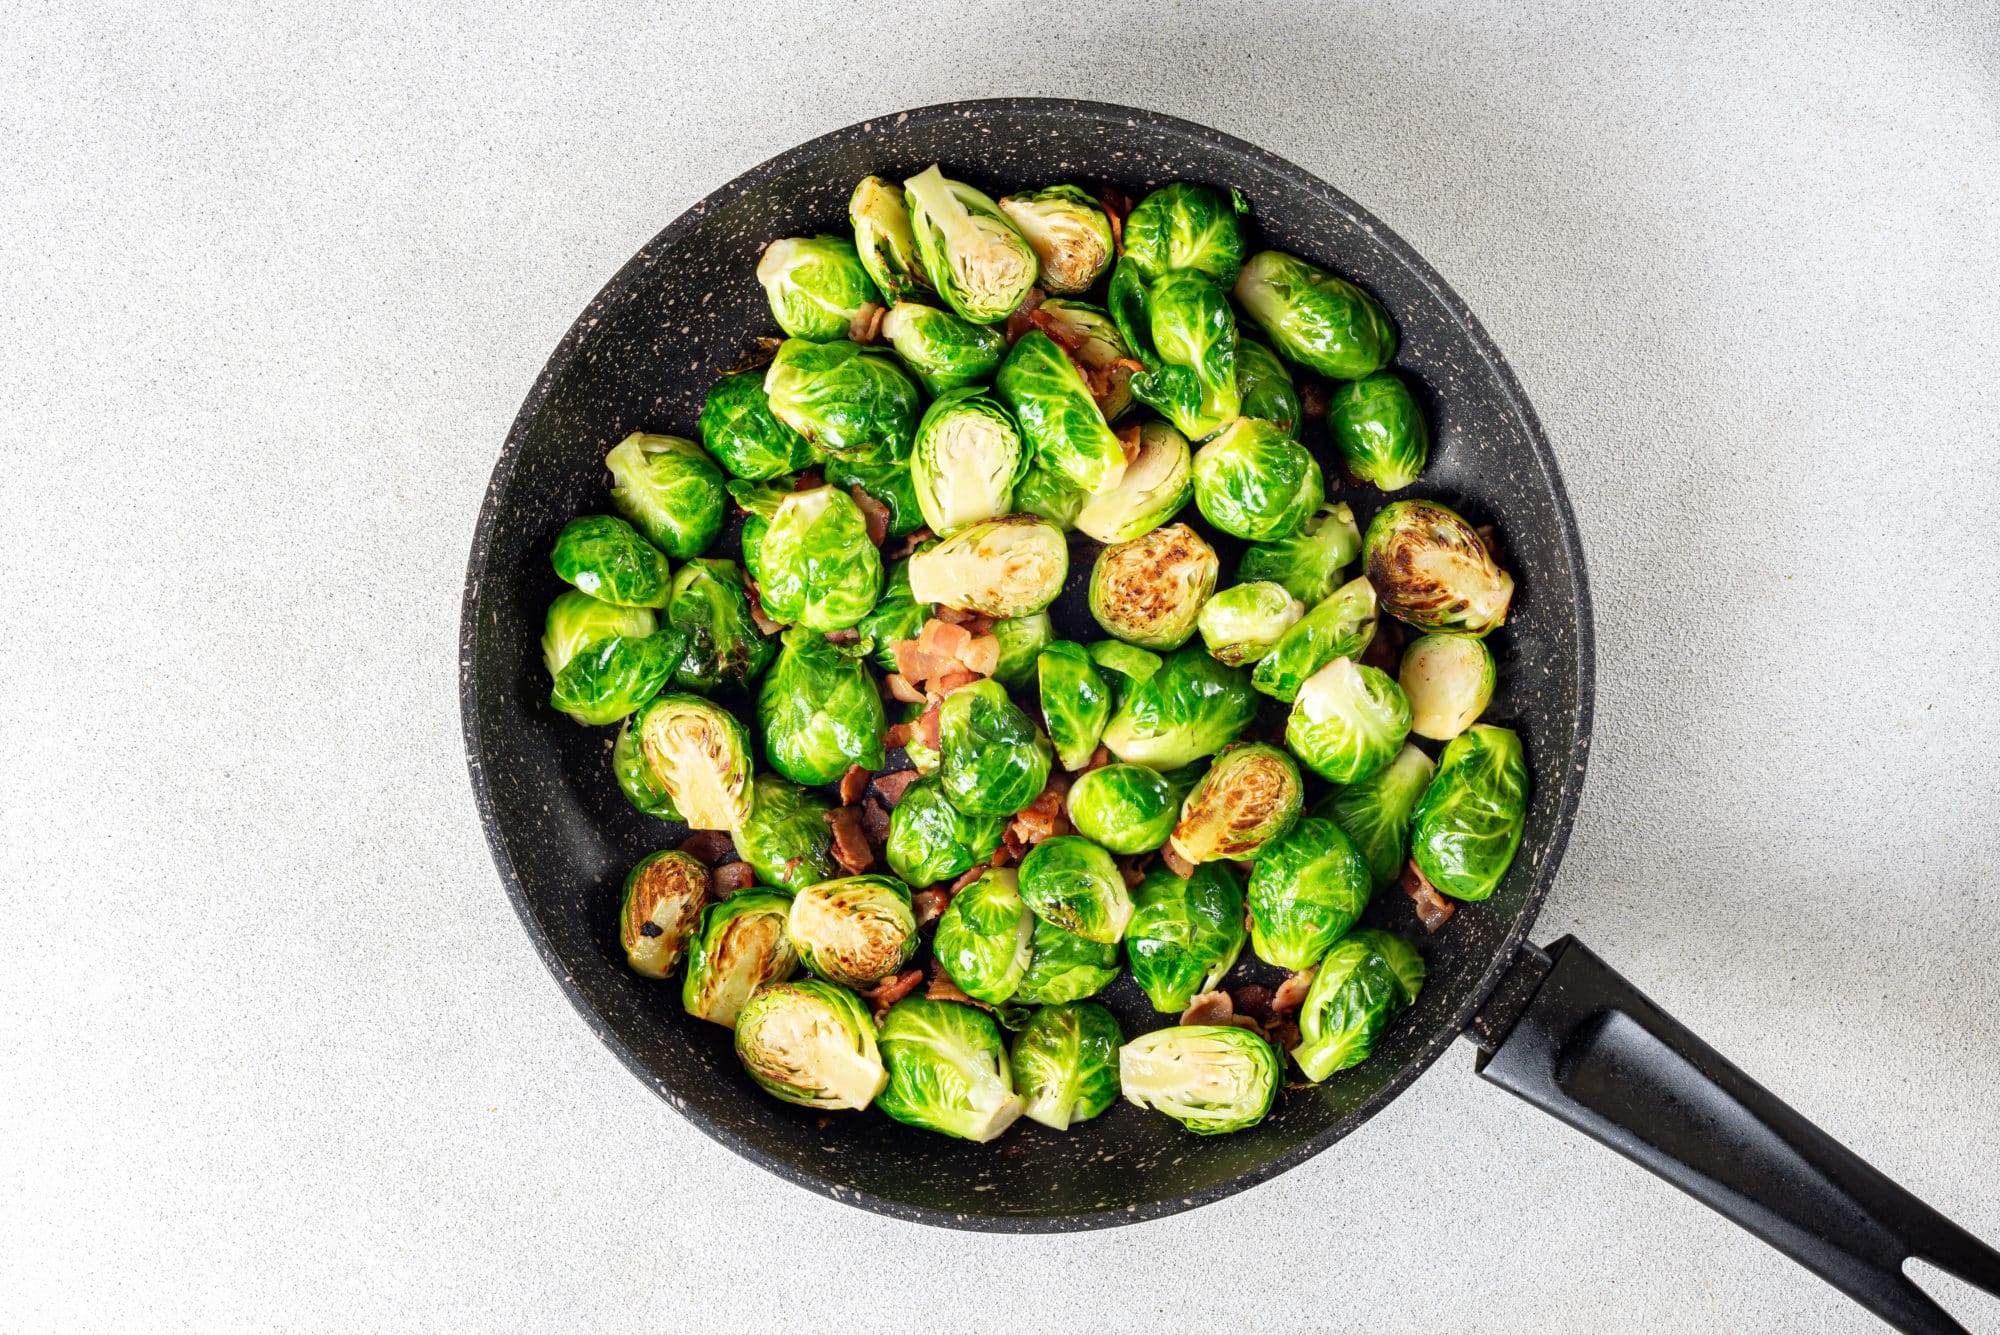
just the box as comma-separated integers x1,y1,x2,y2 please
1237,501,1361,608
763,338,921,463
604,433,727,561
613,713,680,818
1285,657,1413,785
1112,263,1242,442
823,457,925,539
876,997,1026,1141
1089,522,1219,650
1170,742,1304,864
1197,581,1304,666
729,772,837,892
1074,421,1193,545
1191,417,1324,542
1065,762,1194,855
735,978,886,1110
635,693,756,829
1409,724,1529,901
854,557,932,673
1235,336,1303,437
1013,915,1121,1004
1017,835,1133,944
1291,929,1425,1082
550,514,672,608
1233,249,1397,380
1014,460,1088,530
1329,370,1429,491
788,874,918,988
907,514,1067,619
932,867,1036,1003
1364,500,1515,635
1125,863,1248,1013
698,369,818,481
1034,300,1139,422
619,850,710,979
938,679,1053,818
1121,182,1249,286
683,890,799,1028
1317,742,1436,891
849,175,930,305
1118,1025,1279,1135
1011,1001,1122,1130
910,387,1027,535
1401,633,1496,741
731,482,883,632
663,558,774,693
1086,640,1163,700
998,185,1114,294
1101,645,1257,770
1246,815,1373,970
884,775,1007,888
995,330,1129,497
1252,575,1379,703
879,300,1006,395
1035,640,1112,772
543,591,675,726
756,235,881,342
902,164,1039,325
757,627,887,787
895,699,940,774
989,612,1054,687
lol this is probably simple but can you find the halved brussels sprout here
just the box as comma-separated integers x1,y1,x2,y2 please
1121,182,1248,285
1125,863,1248,1013
1409,724,1528,901
1114,264,1242,442
1246,815,1373,970
1017,836,1133,944
932,867,1036,1003
1237,501,1361,608
729,772,837,892
757,627,887,787
910,387,1026,535
763,338,920,463
1013,915,1121,1004
1363,500,1514,635
902,165,1039,325
619,850,710,979
604,433,727,561
1317,742,1437,891
543,591,675,726
1252,575,1379,703
731,482,883,632
735,978,886,1109
989,612,1053,687
895,699,940,774
788,874,918,988
1074,421,1193,545
1118,1025,1279,1135
854,557,932,673
756,236,881,342
938,679,1053,818
683,890,799,1028
1011,1001,1122,1130
636,693,756,829
1235,336,1303,437
550,514,672,608
1035,300,1138,422
1014,461,1088,530
1401,633,1496,740
907,514,1067,618
850,175,930,306
1285,657,1412,785
876,997,1026,1141
1328,370,1428,491
664,558,774,692
1089,522,1218,651
823,456,925,539
1101,645,1257,770
998,185,1114,294
995,330,1129,497
698,369,818,481
1291,929,1424,1081
1036,640,1112,773
1191,417,1324,542
1197,581,1304,666
613,713,681,818
1170,742,1304,864
884,775,1007,888
1233,249,1397,380
879,300,1006,395
1065,762,1194,855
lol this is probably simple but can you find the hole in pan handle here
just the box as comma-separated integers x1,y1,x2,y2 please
1470,937,2000,1335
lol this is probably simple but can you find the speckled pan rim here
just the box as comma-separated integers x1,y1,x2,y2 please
459,97,1597,1233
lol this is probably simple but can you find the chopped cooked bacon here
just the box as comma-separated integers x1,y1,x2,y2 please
827,806,874,873
1272,969,1316,1015
1266,1019,1302,1053
883,527,933,561
1076,745,1112,774
678,830,736,865
1027,306,1091,357
870,768,921,807
712,861,756,896
1007,778,1072,848
742,580,784,636
926,960,978,1006
959,613,996,637
949,865,988,895
1117,860,1145,890
825,627,860,644
933,669,980,696
893,639,950,684
918,618,974,662
793,468,824,491
1003,286,1047,344
1298,378,1328,420
884,720,915,751
838,764,871,806
849,300,885,345
997,827,1027,864
1232,985,1276,1023
958,634,1001,677
860,794,892,845
860,968,924,1018
851,487,890,547
933,606,973,626
1402,859,1457,932
1161,843,1196,878
911,888,951,929
885,673,926,705
1115,422,1142,465
1180,991,1236,1026
916,703,941,754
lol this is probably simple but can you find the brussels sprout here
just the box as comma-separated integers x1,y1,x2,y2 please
1086,640,1163,695
729,772,836,892
995,330,1129,497
997,185,1114,295
1011,1001,1122,1130
1252,575,1379,703
938,678,1053,818
1409,724,1529,901
1191,417,1324,542
1035,300,1138,422
878,300,1006,395
1401,633,1496,741
1197,581,1303,667
613,713,681,818
1363,500,1515,636
909,388,1026,535
1237,501,1361,608
762,338,921,463
932,867,1036,1003
735,978,887,1109
902,165,1039,325
698,369,818,481
1121,182,1249,286
1017,836,1132,944
731,482,883,632
757,627,887,787
989,612,1054,687
1118,1025,1279,1135
662,558,773,692
884,775,1007,888
1170,743,1303,864
1233,250,1397,380
907,513,1067,619
850,175,930,306
1074,421,1193,545
1291,929,1424,1082
895,699,940,774
1101,645,1257,771
1035,640,1113,772
618,850,709,979
602,437,722,563
1285,657,1412,786
634,693,755,829
1014,461,1088,530
1089,522,1218,651
822,456,925,540
876,997,1026,1141
756,236,881,343
683,890,799,1028
1113,264,1242,442
1013,915,1121,1004
1235,337,1303,437
1246,816,1373,970
543,591,675,726
788,874,918,988
1329,370,1429,491
854,558,932,673
1065,762,1193,855
1317,742,1437,891
550,514,672,608
1125,863,1248,1012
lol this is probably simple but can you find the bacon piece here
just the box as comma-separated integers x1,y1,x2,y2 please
884,720,915,751
849,300,885,345
871,768,921,807
712,861,756,896
925,960,978,1006
933,605,973,625
883,526,933,562
860,794,892,845
1161,843,1196,878
1298,378,1328,420
949,865,988,895
1272,969,1316,1015
933,669,980,696
1008,779,1071,847
918,618,974,663
826,806,874,874
1232,985,1276,1023
678,830,736,865
958,634,1001,677
824,627,860,644
1402,859,1457,932
885,673,926,705
1266,1019,1302,1053
893,640,949,685
859,968,924,1019
793,468,824,491
958,614,996,637
851,486,890,547
1180,991,1235,1026
1076,745,1111,774
997,826,1027,864
916,703,941,754
1003,286,1047,344
911,888,951,929
1115,422,1142,465
1117,860,1145,890
1028,306,1091,357
742,580,784,637
838,764,871,806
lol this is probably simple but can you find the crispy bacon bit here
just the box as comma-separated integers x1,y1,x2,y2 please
1359,618,1407,673
958,634,1001,677
1298,378,1328,420
827,806,874,874
1007,777,1072,848
916,703,941,755
1117,860,1145,890
1266,1019,1302,1053
1272,969,1316,1015
893,639,948,684
949,865,988,895
793,468,824,491
1115,421,1142,466
958,613,996,637
1180,991,1236,1027
851,487,890,547
933,605,973,626
1161,843,1196,878
848,300,885,345
713,861,756,896
1076,745,1112,774
1232,985,1277,1023
1004,286,1047,345
918,618,973,662
1402,859,1457,932
860,968,924,1019
1028,306,1091,357
911,888,951,929
926,960,978,1006
871,768,921,807
678,829,736,865
825,627,860,644
884,720,915,751
742,580,784,637
885,672,926,705
1474,524,1507,568
883,527,933,562
860,794,892,845
838,764,871,806
933,668,980,696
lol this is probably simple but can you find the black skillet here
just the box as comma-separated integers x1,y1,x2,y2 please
459,100,1998,1332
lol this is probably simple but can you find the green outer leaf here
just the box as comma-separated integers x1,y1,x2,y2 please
1100,646,1256,771
1010,1001,1122,1130
1012,916,1120,1004
1014,461,1087,530
1126,269,1241,442
1036,640,1112,772
698,370,818,481
884,775,1006,888
1196,581,1304,667
1291,929,1424,1082
1408,724,1528,901
879,300,1006,395
612,714,681,819
1252,575,1378,703
854,557,931,673
757,627,887,786
550,514,672,607
550,628,677,727
1246,816,1373,971
989,612,1053,687
1315,741,1436,891
756,235,880,342
605,433,727,560
1125,863,1248,1013
823,456,926,540
729,772,836,892
938,679,1052,818
1064,762,1186,855
745,484,883,632
1235,336,1303,438
1236,501,1361,608
1284,657,1413,785
995,330,1128,496
1233,249,1398,380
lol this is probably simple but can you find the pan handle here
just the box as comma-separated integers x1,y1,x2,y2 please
1470,935,2000,1334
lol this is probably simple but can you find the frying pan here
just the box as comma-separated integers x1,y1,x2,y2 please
459,100,1998,1332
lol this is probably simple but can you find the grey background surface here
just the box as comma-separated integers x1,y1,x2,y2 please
3,1,1997,1331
